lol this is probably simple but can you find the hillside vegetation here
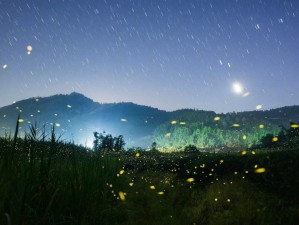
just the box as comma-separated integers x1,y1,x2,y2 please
0,121,299,225
1,93,299,148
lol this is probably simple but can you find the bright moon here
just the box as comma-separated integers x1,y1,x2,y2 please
232,82,244,95
27,45,33,52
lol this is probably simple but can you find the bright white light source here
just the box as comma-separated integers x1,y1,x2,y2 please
27,45,32,55
256,105,263,110
85,138,94,148
27,45,33,52
2,64,8,69
232,82,244,95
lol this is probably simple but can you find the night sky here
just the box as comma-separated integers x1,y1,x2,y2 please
1,0,298,113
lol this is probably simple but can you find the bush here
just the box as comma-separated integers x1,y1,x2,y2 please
184,144,198,153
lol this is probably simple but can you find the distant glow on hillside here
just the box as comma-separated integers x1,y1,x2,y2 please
85,138,94,149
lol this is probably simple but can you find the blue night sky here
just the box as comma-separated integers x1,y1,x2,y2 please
0,0,298,113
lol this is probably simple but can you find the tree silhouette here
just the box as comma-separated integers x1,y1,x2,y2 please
259,122,299,148
93,131,125,152
260,133,275,148
114,135,125,151
150,142,158,151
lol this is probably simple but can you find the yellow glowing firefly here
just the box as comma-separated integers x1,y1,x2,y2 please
118,192,125,201
254,168,266,173
186,178,195,183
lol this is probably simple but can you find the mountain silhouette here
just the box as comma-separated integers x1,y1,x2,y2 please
0,92,298,148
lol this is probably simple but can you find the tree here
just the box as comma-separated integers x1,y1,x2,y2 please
93,132,102,151
150,142,158,152
93,131,125,152
184,145,198,153
102,134,114,152
260,133,274,148
258,122,299,148
114,135,125,152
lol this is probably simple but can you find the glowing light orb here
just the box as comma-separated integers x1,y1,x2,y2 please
2,64,8,69
214,116,221,121
243,92,250,97
256,105,263,110
186,178,195,183
291,124,299,129
272,137,278,142
118,191,125,201
165,132,171,137
254,168,266,173
27,45,33,52
232,82,244,95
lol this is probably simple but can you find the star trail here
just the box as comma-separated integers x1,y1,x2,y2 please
1,0,298,112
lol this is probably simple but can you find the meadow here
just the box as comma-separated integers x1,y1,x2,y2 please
0,126,298,225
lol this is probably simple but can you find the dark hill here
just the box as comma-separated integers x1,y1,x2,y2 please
0,93,168,147
0,93,298,148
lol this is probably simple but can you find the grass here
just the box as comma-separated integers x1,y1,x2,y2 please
117,150,299,225
0,123,299,224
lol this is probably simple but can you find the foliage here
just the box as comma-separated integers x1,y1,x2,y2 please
184,144,198,153
0,122,125,225
0,120,299,224
1,94,299,148
260,133,275,147
93,131,125,152
259,122,299,148
154,122,275,150
150,141,158,152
